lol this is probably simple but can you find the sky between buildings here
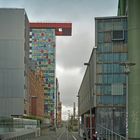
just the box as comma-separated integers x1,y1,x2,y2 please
0,0,118,120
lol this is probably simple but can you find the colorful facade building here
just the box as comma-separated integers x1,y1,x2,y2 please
28,69,44,117
29,23,72,124
29,28,55,121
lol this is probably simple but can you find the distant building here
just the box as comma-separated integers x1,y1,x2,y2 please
78,16,127,139
28,69,44,117
0,8,29,117
56,78,62,127
57,98,62,127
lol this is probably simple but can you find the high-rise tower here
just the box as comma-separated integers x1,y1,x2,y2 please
29,23,72,123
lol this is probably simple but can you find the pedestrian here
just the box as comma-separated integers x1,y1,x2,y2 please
93,133,97,140
83,132,86,140
87,129,90,139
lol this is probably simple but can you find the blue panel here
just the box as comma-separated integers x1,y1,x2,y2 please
96,17,127,106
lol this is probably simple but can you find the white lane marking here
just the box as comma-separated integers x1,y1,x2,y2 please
72,135,77,140
58,129,66,140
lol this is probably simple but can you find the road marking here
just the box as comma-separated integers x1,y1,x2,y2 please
72,135,77,140
58,129,66,140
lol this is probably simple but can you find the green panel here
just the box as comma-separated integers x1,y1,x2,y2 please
118,0,127,16
128,0,140,138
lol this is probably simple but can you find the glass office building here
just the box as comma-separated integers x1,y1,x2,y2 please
95,16,127,135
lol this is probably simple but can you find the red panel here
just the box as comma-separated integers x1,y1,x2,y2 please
30,23,72,28
30,22,72,36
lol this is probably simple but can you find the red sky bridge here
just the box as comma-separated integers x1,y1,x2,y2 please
30,22,72,36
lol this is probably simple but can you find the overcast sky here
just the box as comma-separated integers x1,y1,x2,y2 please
0,0,118,120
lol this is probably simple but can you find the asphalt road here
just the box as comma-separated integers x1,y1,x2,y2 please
32,126,83,140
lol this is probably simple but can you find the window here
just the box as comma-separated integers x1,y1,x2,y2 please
29,54,32,58
111,83,123,95
58,28,62,32
104,31,112,42
112,30,124,41
29,31,32,35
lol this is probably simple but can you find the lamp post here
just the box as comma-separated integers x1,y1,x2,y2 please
84,62,92,140
77,95,80,136
84,46,97,140
119,62,136,140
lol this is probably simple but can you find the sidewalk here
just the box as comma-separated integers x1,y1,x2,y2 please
31,127,57,140
71,131,84,140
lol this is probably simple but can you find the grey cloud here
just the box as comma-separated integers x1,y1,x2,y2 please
59,73,81,106
56,23,94,69
21,0,118,22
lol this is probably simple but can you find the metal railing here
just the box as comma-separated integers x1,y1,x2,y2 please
96,124,126,140
83,127,89,140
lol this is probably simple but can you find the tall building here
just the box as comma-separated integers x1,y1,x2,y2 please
78,16,127,139
29,23,72,124
95,16,127,136
0,8,29,117
29,28,56,123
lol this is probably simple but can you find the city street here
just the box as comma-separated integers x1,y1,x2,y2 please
32,126,83,140
1,1,140,140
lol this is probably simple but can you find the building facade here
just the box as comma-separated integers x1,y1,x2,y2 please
57,97,62,127
118,1,140,138
56,78,62,127
0,8,29,117
28,69,44,117
29,23,72,124
78,16,127,139
95,16,127,136
29,27,56,123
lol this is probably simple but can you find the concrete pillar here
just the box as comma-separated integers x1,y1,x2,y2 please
128,0,140,139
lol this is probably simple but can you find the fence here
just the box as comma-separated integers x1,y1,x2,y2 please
0,128,40,140
96,124,126,140
0,117,40,140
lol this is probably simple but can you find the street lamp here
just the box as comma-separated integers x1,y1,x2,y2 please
84,46,97,140
76,96,79,117
119,62,136,140
84,62,92,140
